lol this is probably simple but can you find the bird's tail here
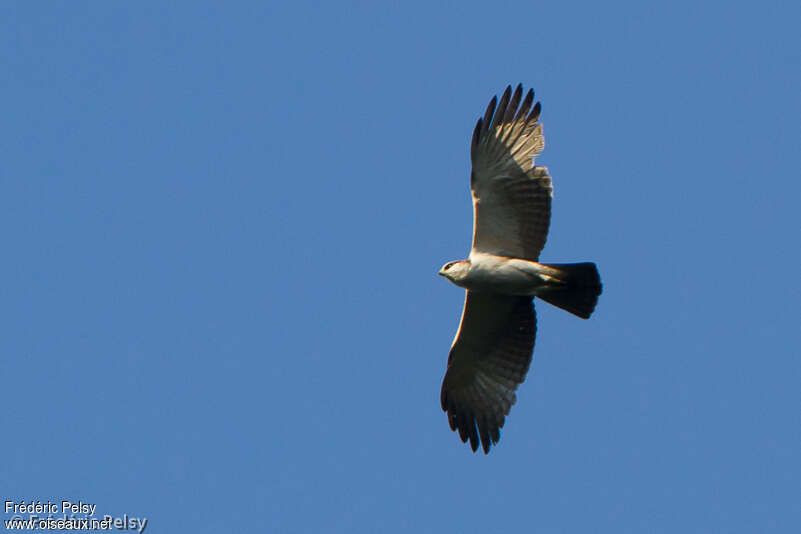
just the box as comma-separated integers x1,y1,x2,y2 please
537,262,602,319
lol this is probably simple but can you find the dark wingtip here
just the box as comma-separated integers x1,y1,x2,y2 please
499,86,512,108
515,88,534,122
527,101,542,123
490,86,513,132
468,424,479,451
504,84,524,124
471,118,482,154
481,95,497,137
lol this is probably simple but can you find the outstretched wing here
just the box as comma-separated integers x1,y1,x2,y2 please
470,84,553,261
441,291,536,453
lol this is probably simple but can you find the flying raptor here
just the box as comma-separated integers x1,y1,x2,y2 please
438,84,602,454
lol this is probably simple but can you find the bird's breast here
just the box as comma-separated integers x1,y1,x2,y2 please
465,252,552,296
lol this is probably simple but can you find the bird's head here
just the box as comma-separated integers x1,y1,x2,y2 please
438,260,471,285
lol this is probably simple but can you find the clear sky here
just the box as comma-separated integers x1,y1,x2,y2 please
2,2,799,533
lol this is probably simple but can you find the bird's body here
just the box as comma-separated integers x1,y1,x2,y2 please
438,84,602,454
441,253,557,296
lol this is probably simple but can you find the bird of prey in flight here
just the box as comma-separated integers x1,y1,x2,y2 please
438,84,602,454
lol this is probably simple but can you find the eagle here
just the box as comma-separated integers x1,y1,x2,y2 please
438,84,602,454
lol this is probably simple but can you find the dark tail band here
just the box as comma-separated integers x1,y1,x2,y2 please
537,262,602,319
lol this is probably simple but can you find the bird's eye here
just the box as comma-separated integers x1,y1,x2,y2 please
445,263,454,270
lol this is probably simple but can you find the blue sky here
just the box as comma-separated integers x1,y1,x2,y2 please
2,2,799,533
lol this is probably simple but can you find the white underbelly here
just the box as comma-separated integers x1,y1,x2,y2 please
465,252,558,296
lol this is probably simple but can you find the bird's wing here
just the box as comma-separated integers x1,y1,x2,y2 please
441,291,536,453
470,84,553,261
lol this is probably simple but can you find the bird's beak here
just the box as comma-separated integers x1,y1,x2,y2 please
438,269,446,277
